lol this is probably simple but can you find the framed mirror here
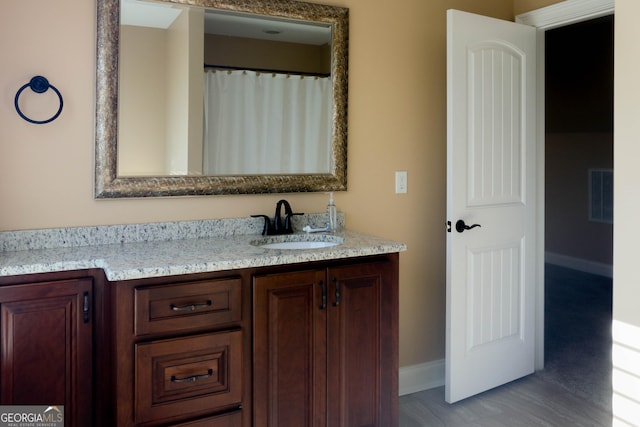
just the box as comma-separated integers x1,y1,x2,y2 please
95,0,348,198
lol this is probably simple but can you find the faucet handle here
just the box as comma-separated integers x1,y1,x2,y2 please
283,212,304,234
251,215,273,236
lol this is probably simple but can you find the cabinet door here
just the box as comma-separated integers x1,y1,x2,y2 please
327,262,398,427
0,278,94,427
253,269,327,427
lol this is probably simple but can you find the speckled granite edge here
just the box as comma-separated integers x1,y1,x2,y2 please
0,213,340,252
0,214,409,281
0,230,406,281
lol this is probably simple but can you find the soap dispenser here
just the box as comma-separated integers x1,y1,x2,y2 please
327,192,338,232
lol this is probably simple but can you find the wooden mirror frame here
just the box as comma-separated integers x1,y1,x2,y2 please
95,0,348,198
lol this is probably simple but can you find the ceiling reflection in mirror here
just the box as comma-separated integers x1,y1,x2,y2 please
95,0,348,198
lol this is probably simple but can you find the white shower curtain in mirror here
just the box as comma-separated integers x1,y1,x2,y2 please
203,70,332,175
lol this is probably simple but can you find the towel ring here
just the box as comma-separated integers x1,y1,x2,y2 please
14,76,63,124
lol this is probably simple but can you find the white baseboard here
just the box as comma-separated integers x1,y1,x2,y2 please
545,251,612,278
399,359,445,396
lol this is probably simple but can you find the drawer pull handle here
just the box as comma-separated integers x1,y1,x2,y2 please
171,369,213,383
170,300,212,312
318,280,327,310
83,291,90,323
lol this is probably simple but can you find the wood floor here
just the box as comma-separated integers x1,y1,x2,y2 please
399,374,611,426
399,266,612,426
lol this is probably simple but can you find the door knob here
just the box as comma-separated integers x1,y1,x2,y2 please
455,220,481,233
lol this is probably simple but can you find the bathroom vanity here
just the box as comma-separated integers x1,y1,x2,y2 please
0,219,405,427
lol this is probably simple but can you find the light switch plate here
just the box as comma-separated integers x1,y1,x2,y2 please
395,171,407,194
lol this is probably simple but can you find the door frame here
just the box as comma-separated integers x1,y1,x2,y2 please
515,0,614,370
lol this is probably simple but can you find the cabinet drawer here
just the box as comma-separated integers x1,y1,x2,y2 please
135,330,243,424
134,277,241,335
169,410,242,427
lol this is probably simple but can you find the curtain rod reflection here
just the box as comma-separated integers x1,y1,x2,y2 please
204,64,329,78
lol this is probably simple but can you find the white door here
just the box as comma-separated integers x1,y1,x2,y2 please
446,9,537,403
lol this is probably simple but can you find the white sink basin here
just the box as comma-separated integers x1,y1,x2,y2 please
251,234,343,250
259,241,340,250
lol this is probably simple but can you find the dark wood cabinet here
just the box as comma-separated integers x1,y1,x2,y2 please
0,275,95,427
110,275,247,427
0,253,399,427
253,269,327,426
252,256,399,427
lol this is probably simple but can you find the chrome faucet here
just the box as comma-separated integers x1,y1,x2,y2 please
252,200,303,235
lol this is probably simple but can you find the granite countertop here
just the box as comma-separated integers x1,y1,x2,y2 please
0,216,406,281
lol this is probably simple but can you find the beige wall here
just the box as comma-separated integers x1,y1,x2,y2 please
2,0,566,370
121,12,205,176
545,132,613,265
205,34,330,75
514,0,562,15
186,8,205,176
119,26,167,175
165,9,194,175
